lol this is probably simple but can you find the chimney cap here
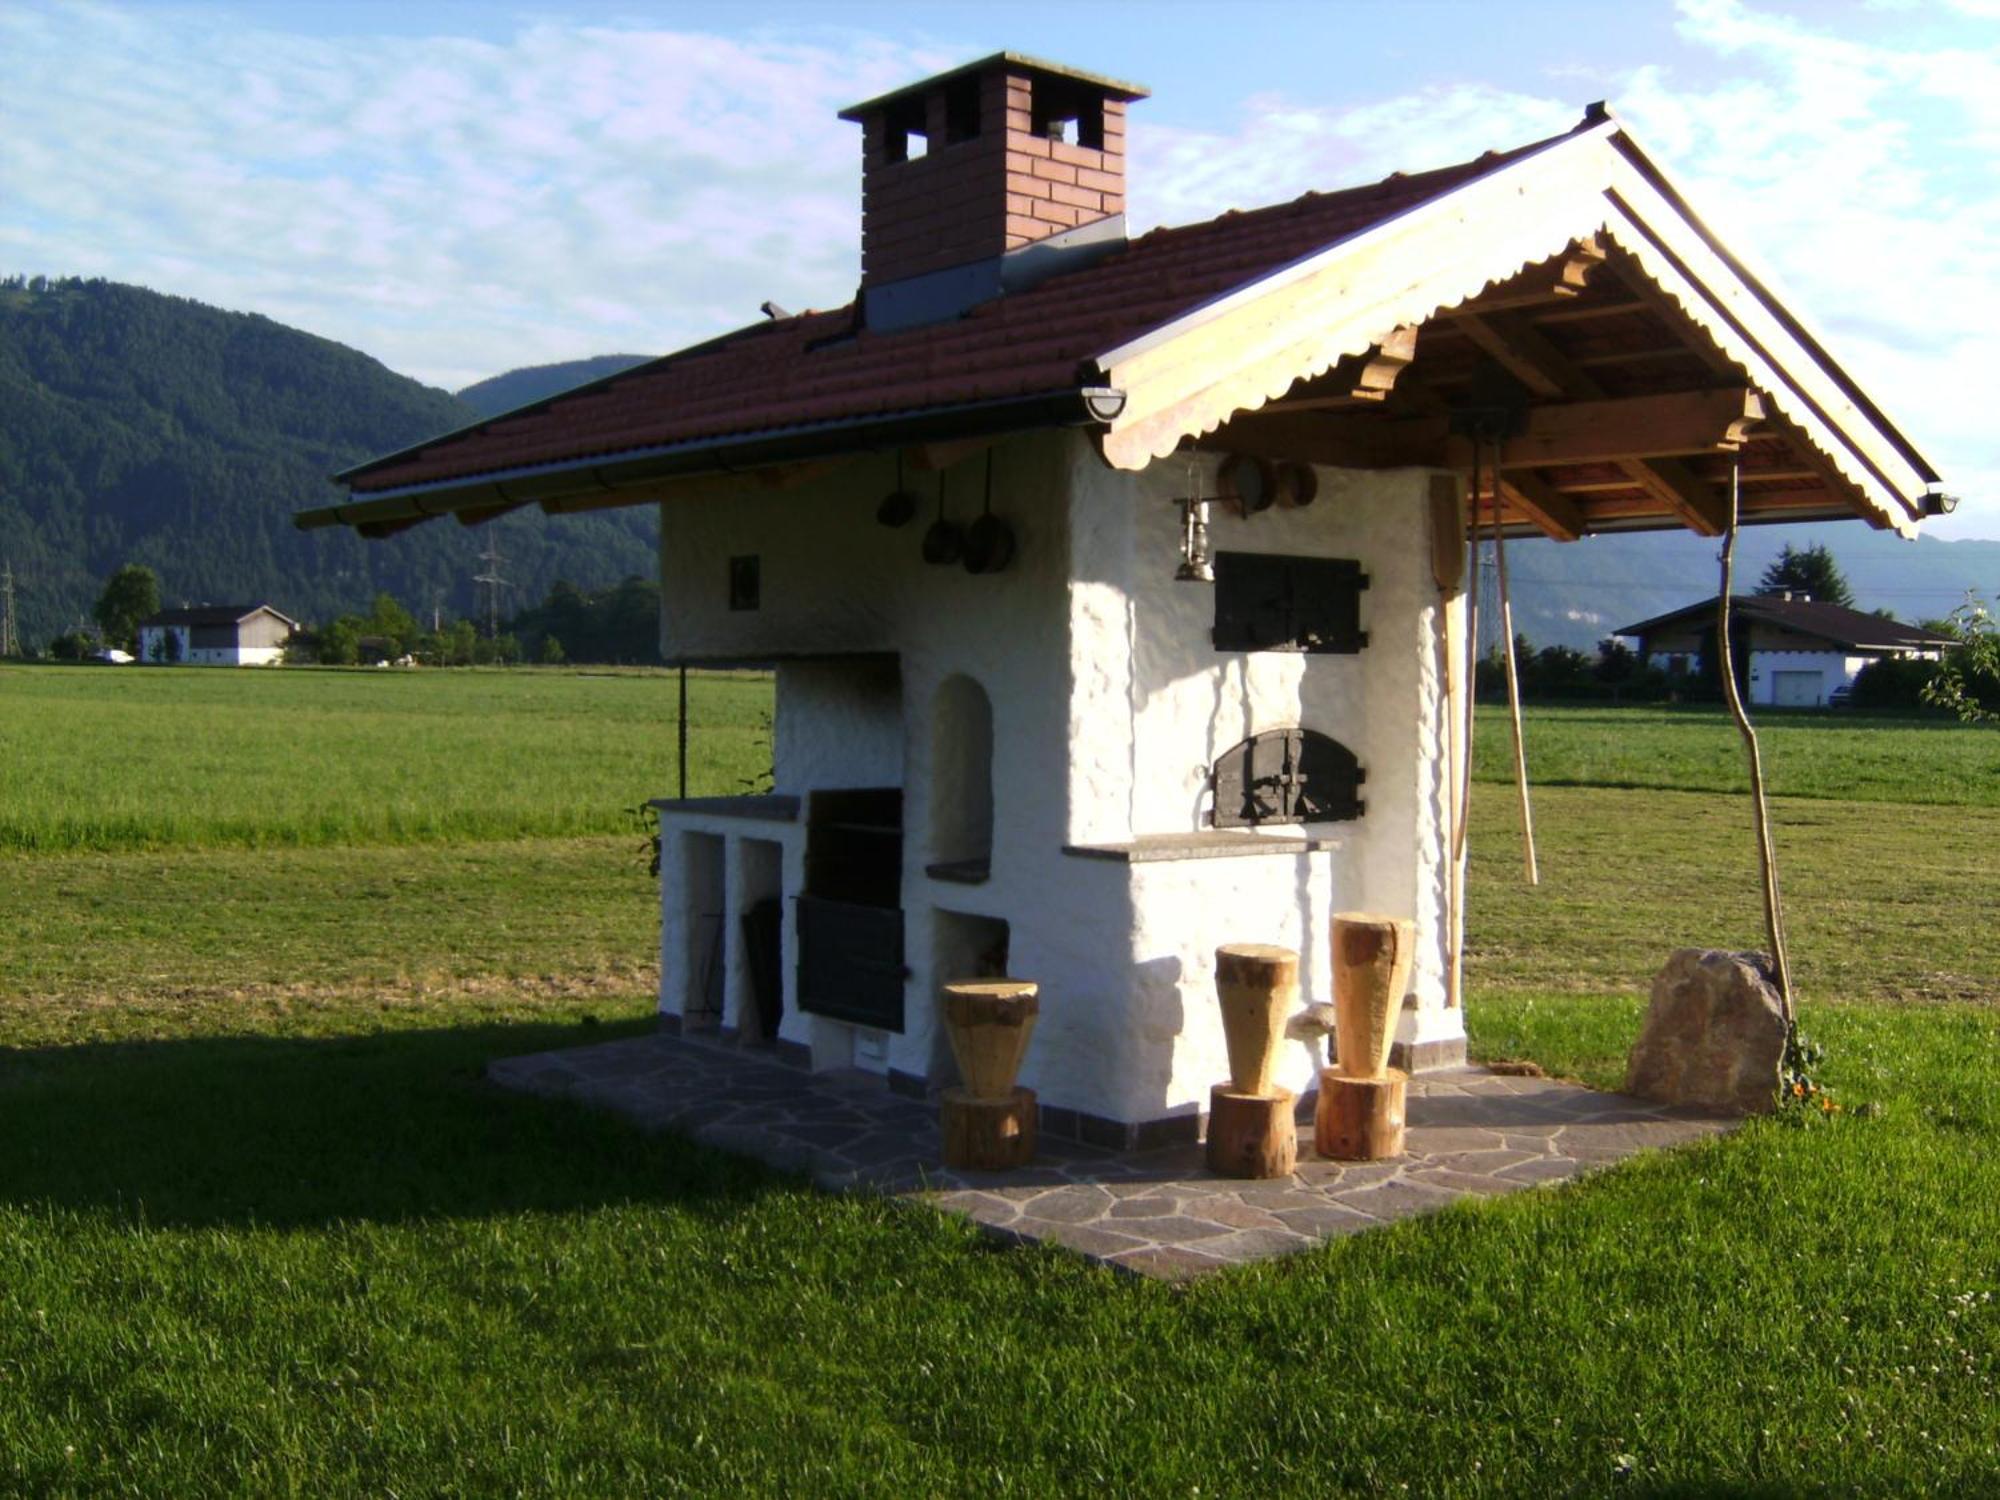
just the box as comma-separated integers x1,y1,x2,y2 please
838,50,1149,123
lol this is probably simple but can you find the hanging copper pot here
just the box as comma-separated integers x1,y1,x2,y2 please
877,451,919,527
1277,461,1318,509
1216,453,1277,517
963,450,1014,574
921,470,963,565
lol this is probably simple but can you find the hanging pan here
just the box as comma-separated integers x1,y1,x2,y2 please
963,450,1015,575
921,469,963,565
876,451,919,528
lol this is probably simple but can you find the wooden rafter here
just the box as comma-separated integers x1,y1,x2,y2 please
1495,473,1586,542
1263,328,1421,412
1456,306,1738,535
1213,388,1765,472
1444,237,1607,319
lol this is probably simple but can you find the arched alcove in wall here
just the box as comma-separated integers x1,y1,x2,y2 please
929,674,994,872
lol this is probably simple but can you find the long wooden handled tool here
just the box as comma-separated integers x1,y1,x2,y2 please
1427,475,1470,1009
1487,460,1540,886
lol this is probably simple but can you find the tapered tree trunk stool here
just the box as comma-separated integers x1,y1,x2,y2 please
1205,944,1299,1179
1315,913,1416,1160
939,980,1039,1171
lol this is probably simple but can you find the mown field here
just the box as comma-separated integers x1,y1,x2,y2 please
0,663,1996,1494
0,665,770,851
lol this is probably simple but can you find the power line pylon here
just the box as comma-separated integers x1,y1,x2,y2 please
1,560,18,659
472,536,509,639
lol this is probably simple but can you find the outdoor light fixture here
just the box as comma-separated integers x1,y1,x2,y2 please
1922,490,1959,517
1174,459,1214,583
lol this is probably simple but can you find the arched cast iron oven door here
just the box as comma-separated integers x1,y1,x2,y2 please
1209,728,1365,829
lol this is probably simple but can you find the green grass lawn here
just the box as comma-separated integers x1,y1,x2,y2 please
0,664,773,851
1,673,1995,1493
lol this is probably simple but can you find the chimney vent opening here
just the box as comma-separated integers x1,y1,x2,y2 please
881,96,928,163
1032,76,1104,149
943,75,982,144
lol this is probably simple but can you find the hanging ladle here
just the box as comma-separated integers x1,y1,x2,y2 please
963,448,1015,575
921,468,963,565
876,450,919,528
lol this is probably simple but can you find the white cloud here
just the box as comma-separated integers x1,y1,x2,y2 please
0,4,947,388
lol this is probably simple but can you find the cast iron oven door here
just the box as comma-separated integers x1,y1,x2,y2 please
1210,728,1365,828
796,787,906,1031
1211,552,1368,654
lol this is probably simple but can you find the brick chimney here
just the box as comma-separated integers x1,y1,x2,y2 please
839,53,1148,331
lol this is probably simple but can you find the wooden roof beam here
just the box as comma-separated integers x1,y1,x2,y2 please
1496,472,1587,542
1455,308,1738,536
1618,455,1729,536
1212,387,1765,471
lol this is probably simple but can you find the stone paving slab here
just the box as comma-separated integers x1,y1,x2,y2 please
488,1029,1737,1281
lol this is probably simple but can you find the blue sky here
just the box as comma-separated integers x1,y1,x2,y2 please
5,0,1996,535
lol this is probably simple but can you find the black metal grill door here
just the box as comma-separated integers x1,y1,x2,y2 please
1210,728,1365,827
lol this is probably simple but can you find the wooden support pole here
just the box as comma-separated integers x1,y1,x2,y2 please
677,664,688,801
1716,464,1794,1022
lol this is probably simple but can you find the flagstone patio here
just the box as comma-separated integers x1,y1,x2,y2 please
488,1028,1735,1281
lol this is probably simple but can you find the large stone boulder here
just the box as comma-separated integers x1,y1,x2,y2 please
1625,949,1787,1115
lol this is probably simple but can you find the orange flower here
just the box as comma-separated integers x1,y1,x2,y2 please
1793,1082,1807,1097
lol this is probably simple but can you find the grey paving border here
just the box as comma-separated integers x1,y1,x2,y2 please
489,1029,1736,1280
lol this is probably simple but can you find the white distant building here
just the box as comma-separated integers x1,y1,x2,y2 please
137,605,297,666
306,54,1943,1146
1618,593,1954,707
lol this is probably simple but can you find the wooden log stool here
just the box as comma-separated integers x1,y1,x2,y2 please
1313,913,1415,1161
940,1085,1037,1171
1204,944,1300,1179
939,979,1039,1172
1314,1068,1408,1160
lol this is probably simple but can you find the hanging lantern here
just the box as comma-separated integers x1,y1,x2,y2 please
1175,458,1214,583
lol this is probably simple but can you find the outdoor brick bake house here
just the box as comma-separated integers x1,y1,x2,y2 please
304,54,1941,1146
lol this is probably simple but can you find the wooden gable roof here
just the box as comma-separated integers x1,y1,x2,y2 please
302,108,1940,543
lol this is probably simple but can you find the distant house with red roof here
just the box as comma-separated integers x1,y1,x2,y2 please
301,52,1944,1145
1618,592,1953,706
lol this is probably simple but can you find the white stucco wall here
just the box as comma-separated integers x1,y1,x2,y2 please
653,431,1459,1127
136,624,284,666
1059,451,1458,1118
1747,649,1862,706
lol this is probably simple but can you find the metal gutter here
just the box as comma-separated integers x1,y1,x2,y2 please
300,386,1126,532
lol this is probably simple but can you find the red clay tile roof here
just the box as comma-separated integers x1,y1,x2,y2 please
1618,595,1957,651
342,140,1555,495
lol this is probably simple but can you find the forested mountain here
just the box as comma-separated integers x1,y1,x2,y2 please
0,278,657,650
458,355,654,418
